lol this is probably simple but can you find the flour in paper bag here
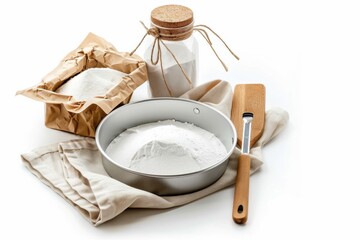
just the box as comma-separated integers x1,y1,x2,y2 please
56,68,126,101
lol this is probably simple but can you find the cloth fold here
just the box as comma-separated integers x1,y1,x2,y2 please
21,80,289,226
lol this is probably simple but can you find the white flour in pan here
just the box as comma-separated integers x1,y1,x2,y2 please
105,120,227,175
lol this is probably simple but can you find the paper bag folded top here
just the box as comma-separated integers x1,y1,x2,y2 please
17,33,148,137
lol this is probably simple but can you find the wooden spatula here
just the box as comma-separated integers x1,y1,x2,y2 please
231,84,266,224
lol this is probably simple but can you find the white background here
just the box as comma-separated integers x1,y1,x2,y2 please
1,0,359,239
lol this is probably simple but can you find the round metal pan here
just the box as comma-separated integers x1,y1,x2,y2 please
95,98,237,195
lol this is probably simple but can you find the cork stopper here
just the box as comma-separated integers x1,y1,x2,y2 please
151,4,193,28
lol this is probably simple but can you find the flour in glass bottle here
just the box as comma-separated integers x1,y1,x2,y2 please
145,42,197,97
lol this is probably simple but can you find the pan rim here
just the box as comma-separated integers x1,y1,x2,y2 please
95,97,237,178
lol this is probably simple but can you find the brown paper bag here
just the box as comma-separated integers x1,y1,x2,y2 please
17,33,148,137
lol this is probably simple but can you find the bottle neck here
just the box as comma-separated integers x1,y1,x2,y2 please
150,21,194,41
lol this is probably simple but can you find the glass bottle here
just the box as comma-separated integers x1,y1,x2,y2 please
144,4,199,97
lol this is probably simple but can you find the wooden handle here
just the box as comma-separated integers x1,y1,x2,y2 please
232,154,251,224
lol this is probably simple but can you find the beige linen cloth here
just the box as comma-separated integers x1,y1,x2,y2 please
21,80,289,226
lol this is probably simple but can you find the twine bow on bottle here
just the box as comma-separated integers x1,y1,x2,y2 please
130,21,239,96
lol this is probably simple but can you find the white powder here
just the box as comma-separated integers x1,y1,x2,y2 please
145,42,197,97
105,120,227,175
56,68,126,101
